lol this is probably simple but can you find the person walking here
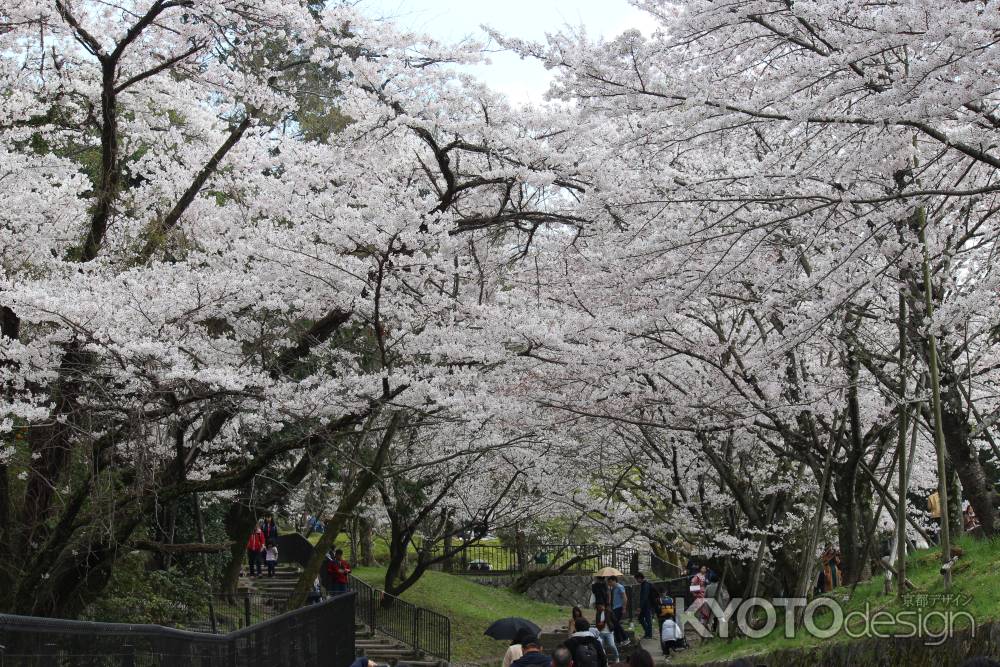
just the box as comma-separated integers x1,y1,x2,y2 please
245,524,265,577
510,636,549,667
690,565,710,626
656,589,675,634
634,572,656,640
608,576,629,646
591,576,609,609
261,512,279,544
564,618,608,667
820,544,842,592
660,612,682,658
594,603,619,663
264,540,279,577
326,548,351,594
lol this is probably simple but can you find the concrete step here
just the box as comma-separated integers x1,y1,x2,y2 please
360,646,415,655
357,644,410,654
356,640,404,647
254,581,296,587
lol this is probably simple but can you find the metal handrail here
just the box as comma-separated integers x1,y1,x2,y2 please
348,575,451,663
0,593,356,666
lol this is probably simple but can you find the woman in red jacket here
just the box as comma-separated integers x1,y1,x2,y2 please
326,548,351,594
246,525,265,577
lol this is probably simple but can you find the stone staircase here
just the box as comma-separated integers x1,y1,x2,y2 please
355,631,445,667
239,563,300,596
241,564,444,666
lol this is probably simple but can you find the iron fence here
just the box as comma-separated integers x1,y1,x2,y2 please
433,543,651,575
184,592,297,634
348,576,450,663
0,592,355,667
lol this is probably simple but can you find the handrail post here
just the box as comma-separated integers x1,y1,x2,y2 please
413,608,421,655
42,642,57,667
120,643,135,667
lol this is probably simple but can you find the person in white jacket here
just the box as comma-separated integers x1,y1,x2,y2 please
660,613,683,657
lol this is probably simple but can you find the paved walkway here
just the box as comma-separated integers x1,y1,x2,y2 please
638,635,666,664
639,631,702,665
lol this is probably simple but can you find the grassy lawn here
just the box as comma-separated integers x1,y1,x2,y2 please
352,566,568,664
679,536,1000,665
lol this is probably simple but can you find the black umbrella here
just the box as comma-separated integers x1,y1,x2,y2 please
484,617,541,641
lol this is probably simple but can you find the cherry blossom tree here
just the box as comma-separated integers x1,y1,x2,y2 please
491,0,1000,592
0,1,587,615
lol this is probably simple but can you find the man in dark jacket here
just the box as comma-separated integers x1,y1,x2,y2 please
591,577,609,608
260,512,279,544
510,636,549,667
563,619,607,667
635,572,656,639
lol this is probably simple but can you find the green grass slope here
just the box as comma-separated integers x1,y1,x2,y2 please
681,536,1000,665
352,567,569,664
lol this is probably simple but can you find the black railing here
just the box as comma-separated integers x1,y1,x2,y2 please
185,592,297,634
433,543,651,575
0,592,356,667
348,576,451,663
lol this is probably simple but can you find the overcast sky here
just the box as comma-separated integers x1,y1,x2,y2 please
356,0,655,104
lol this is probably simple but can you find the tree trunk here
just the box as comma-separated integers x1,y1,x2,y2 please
832,465,865,585
286,411,403,610
940,379,996,534
221,500,256,593
360,517,375,566
896,291,909,598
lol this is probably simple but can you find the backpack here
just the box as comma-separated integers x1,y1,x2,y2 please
574,640,601,667
659,596,674,618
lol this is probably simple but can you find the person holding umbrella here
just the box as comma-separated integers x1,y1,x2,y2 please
484,618,541,667
590,576,609,609
502,635,523,667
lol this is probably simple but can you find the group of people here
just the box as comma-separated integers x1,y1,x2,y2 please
302,547,352,604
244,511,352,599
504,630,662,667
545,571,688,664
587,574,631,658
245,512,280,577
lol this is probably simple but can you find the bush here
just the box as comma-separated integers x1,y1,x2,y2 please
83,552,211,628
